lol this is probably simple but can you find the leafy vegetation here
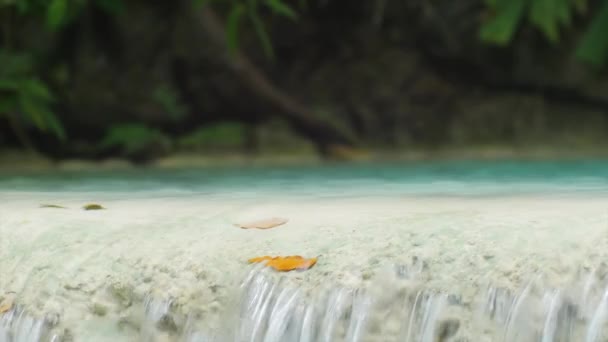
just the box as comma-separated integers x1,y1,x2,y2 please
152,84,189,122
480,0,608,66
195,0,298,59
2,0,608,161
101,123,171,155
178,123,247,150
0,51,65,145
0,0,296,151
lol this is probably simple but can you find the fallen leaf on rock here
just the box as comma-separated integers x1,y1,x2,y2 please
83,204,105,210
236,217,288,229
40,204,67,209
248,255,317,271
0,294,15,314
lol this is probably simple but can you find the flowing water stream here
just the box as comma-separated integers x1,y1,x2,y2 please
2,160,608,341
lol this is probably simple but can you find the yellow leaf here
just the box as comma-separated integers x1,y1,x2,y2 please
0,294,15,314
248,255,317,271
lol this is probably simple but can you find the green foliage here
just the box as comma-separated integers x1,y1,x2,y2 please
576,1,608,66
152,85,188,121
94,0,124,15
196,0,298,59
227,3,246,55
249,2,274,59
0,0,124,30
0,0,127,145
480,0,583,44
178,122,246,150
264,0,297,19
528,0,564,42
480,0,608,66
0,51,66,141
1,0,45,14
47,0,68,30
480,0,527,45
101,123,171,155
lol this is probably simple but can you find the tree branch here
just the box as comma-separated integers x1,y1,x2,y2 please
196,6,356,155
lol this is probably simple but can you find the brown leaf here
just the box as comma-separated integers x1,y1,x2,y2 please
236,217,288,229
83,204,105,210
248,255,317,271
40,204,67,209
0,294,15,314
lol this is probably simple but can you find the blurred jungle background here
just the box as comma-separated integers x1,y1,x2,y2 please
2,0,608,168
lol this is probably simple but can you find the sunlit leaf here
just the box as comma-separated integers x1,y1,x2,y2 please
264,0,298,20
47,0,68,30
226,3,245,55
576,1,608,66
480,0,527,45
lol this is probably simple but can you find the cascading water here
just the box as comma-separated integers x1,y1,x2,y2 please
6,262,608,341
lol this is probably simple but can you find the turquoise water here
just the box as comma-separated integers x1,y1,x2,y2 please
1,159,608,196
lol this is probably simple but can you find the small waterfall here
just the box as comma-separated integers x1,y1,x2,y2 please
585,286,608,342
182,261,455,342
9,262,608,341
141,295,174,340
540,289,561,342
180,263,608,342
0,307,54,342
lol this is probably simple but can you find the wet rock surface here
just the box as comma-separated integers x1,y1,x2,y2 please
2,193,608,341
